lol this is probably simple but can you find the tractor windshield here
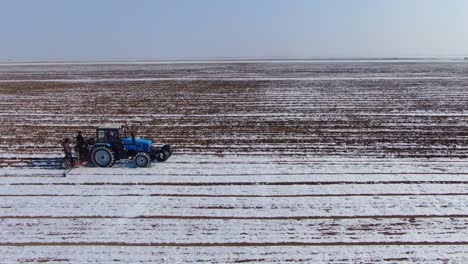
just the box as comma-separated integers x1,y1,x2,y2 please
108,130,119,143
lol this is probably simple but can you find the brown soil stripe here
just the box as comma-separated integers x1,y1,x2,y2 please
57,172,468,176
4,172,468,176
0,193,466,197
7,181,468,186
3,157,468,164
0,242,467,247
3,173,468,178
1,215,467,220
0,175,60,177
6,157,466,163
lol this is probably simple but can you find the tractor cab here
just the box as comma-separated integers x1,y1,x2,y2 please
96,125,124,143
95,125,126,159
96,124,152,154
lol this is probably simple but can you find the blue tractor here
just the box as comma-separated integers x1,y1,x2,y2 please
89,124,172,168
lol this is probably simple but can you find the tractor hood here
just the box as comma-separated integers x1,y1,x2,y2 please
122,137,153,152
122,137,153,145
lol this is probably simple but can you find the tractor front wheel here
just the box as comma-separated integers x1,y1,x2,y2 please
161,144,173,156
91,146,116,168
134,152,151,168
60,158,71,170
155,149,170,162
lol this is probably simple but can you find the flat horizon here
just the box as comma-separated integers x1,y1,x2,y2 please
1,56,467,64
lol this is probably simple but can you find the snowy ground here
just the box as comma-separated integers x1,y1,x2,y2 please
0,154,467,263
1,61,467,263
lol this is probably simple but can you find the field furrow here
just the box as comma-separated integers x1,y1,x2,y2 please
1,245,467,263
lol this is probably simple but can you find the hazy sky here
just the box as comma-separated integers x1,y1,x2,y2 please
1,0,467,61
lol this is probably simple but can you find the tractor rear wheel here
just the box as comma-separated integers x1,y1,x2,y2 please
91,146,116,168
134,152,151,168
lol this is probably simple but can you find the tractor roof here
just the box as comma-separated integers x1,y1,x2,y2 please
97,124,122,130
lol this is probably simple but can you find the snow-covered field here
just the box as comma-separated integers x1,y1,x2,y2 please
1,155,468,263
0,61,467,263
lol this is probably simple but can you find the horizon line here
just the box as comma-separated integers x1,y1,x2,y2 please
1,56,467,65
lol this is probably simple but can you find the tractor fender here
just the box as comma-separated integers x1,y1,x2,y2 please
92,143,112,149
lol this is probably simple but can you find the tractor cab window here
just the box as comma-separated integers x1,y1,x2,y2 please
97,130,106,142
